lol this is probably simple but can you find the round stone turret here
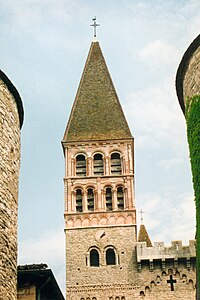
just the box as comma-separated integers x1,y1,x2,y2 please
0,70,23,300
176,34,200,299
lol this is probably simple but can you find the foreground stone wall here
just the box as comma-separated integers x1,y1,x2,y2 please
0,78,22,300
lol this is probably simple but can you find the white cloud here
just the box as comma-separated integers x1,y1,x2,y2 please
124,79,186,153
139,40,179,65
137,191,195,245
18,229,66,295
158,157,182,170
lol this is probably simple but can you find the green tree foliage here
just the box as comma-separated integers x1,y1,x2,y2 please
186,95,200,298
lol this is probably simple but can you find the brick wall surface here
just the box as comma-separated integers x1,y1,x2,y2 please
0,79,21,300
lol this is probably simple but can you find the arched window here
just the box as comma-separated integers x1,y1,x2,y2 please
117,186,124,210
76,154,86,176
76,189,83,212
106,248,116,265
90,249,99,267
87,188,94,211
106,187,112,211
93,153,104,176
111,153,121,175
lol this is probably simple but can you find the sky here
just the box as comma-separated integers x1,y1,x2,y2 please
0,0,200,295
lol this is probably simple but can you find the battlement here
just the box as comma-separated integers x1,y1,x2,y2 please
136,240,196,272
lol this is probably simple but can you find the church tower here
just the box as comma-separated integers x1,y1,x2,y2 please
62,40,137,300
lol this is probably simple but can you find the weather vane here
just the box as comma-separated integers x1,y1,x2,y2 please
90,17,100,38
139,209,145,224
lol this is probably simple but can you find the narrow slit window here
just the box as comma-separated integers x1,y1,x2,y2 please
117,186,124,210
93,153,104,176
106,187,112,211
76,189,83,212
106,248,116,265
111,153,121,175
76,154,86,176
87,188,94,211
90,249,99,267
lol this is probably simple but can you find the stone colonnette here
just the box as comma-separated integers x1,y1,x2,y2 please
0,71,23,300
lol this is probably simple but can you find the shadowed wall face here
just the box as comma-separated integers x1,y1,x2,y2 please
0,79,21,300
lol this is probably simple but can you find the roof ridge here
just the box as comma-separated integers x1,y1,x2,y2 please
63,42,95,142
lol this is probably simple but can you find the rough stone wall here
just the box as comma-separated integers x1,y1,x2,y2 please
66,226,138,300
0,79,21,300
183,45,200,102
137,262,196,299
66,258,196,300
17,286,36,300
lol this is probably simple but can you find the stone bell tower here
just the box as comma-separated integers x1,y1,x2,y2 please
62,40,137,300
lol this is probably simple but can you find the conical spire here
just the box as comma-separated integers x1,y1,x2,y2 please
138,224,152,247
62,41,132,143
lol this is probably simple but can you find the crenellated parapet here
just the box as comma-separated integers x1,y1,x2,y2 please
136,240,196,272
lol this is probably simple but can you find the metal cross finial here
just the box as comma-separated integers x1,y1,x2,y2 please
90,17,100,38
139,209,145,224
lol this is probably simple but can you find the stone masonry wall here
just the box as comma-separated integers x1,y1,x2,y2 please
183,45,200,103
17,286,36,300
0,79,21,300
66,225,138,299
137,262,196,299
66,232,196,300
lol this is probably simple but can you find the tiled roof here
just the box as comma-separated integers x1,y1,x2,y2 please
138,224,152,247
63,41,132,142
17,264,64,300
